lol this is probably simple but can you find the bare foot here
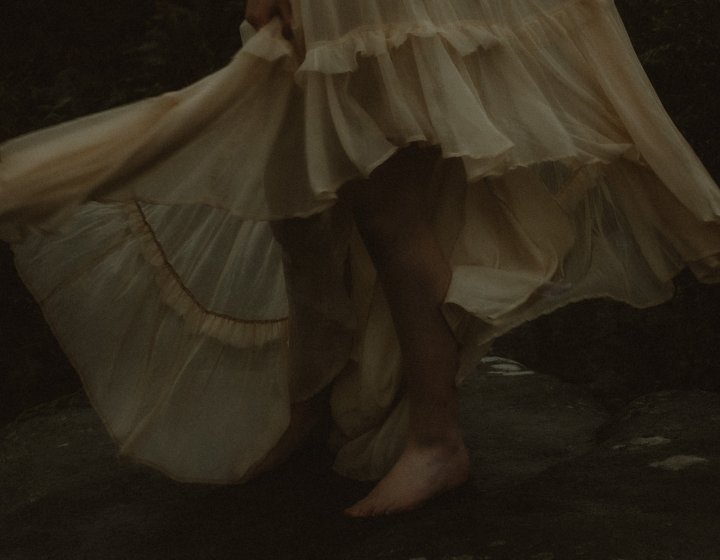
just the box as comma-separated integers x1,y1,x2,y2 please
344,440,470,517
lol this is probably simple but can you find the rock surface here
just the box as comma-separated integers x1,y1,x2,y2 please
1,360,720,560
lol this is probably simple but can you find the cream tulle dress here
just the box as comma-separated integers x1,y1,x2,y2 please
2,0,720,483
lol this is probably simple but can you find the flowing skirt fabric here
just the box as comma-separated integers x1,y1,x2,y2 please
2,0,720,482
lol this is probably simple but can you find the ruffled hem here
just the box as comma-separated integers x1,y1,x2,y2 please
4,0,708,231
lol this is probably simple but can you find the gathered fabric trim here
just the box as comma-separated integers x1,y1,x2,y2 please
298,20,501,74
237,0,616,75
125,202,289,348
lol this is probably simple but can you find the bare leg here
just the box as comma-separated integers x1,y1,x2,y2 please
340,145,469,517
270,208,355,400
247,209,354,479
242,390,329,481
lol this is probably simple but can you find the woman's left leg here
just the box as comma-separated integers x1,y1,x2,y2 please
247,209,355,479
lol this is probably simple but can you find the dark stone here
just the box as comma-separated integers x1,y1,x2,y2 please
2,365,719,559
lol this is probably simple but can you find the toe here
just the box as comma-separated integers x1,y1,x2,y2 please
345,494,390,518
344,500,370,518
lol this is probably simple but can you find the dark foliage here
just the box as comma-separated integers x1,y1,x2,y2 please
617,0,720,174
0,0,246,138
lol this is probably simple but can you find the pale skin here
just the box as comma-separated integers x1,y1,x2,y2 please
245,0,470,517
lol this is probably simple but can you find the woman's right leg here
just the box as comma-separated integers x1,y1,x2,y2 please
340,145,469,517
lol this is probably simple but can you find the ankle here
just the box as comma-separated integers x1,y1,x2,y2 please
407,429,466,452
408,407,463,448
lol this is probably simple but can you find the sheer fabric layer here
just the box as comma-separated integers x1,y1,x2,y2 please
3,0,720,482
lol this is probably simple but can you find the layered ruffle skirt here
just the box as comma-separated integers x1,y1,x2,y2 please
2,0,720,482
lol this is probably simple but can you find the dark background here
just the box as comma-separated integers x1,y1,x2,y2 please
1,0,719,424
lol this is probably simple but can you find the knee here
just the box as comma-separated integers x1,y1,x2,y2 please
352,204,396,240
271,207,352,263
270,215,318,251
353,206,423,262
